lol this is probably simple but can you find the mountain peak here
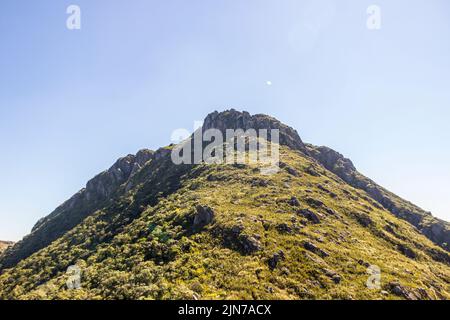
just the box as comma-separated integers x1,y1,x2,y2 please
1,108,449,299
203,109,308,153
1,110,449,300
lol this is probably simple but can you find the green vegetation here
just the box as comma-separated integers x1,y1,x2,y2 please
0,144,448,300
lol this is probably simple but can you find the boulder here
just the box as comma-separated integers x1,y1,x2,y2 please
388,282,418,300
298,209,321,224
324,269,342,284
276,223,293,234
268,250,285,270
280,162,299,177
305,197,324,208
303,241,329,258
317,184,337,198
240,235,262,254
194,205,215,227
251,178,268,187
288,196,300,207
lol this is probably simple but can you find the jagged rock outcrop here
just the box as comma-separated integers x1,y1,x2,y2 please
203,109,308,154
0,149,154,270
32,149,154,232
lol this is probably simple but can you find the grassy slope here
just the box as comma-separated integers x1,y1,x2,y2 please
0,145,448,300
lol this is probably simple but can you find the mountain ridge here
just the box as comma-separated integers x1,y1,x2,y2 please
0,149,155,270
203,109,449,251
306,144,449,252
0,109,449,300
1,109,448,272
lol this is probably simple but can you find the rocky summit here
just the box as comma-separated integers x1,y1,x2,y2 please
0,109,449,300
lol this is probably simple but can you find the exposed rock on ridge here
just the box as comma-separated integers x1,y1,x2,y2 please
0,149,154,270
202,109,449,251
203,109,308,154
306,144,450,251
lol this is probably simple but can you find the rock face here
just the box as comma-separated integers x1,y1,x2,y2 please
202,109,308,154
306,145,356,180
306,144,450,251
0,241,14,254
0,149,154,270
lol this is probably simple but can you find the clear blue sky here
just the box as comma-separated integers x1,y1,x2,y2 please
1,0,449,241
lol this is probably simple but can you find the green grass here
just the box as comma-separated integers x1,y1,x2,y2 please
0,144,449,300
